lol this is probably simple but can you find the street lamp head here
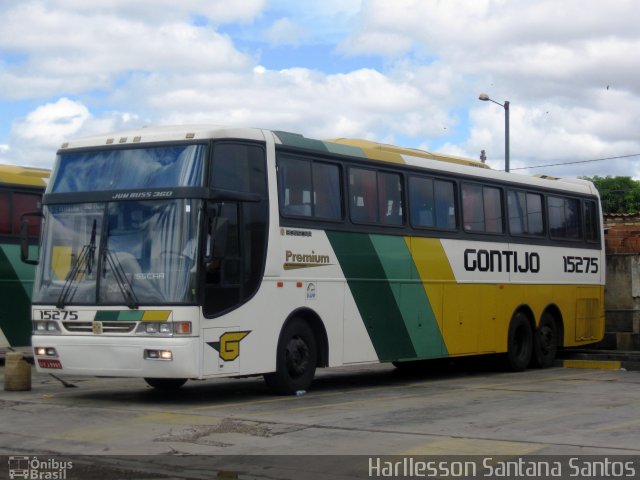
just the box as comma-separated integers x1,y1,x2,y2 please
477,92,510,173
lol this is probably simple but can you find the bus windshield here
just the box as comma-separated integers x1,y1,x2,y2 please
49,144,205,193
33,199,201,306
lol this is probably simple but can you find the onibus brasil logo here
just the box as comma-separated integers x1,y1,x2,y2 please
8,456,73,479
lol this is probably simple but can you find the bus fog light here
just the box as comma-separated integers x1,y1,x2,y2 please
35,347,57,357
144,349,173,361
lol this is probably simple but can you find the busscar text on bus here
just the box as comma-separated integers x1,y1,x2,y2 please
22,126,605,394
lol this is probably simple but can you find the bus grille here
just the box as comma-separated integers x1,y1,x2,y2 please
62,322,137,333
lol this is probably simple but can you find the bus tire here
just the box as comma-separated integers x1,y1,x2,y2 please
531,312,558,368
144,377,187,390
504,312,532,372
264,318,317,395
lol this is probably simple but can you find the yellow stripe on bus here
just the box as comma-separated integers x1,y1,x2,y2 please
141,310,172,321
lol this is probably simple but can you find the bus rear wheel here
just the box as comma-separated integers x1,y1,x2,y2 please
264,318,317,395
531,312,558,368
144,377,187,390
504,312,532,372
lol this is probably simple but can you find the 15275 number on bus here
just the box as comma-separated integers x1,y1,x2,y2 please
562,256,599,274
38,310,79,320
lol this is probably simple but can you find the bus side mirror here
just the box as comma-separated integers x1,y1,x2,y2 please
20,211,43,265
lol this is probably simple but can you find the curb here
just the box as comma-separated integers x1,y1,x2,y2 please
560,359,623,370
557,349,640,371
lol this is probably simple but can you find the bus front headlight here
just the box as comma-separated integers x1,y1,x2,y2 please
135,321,192,336
33,321,61,334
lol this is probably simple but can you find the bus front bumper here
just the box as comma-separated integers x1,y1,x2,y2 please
32,335,201,378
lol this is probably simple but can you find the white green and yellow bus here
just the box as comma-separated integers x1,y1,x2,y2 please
27,125,604,393
0,164,49,347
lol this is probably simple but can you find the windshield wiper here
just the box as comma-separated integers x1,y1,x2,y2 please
102,248,139,309
56,219,97,309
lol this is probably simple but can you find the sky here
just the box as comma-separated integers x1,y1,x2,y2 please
1,0,639,179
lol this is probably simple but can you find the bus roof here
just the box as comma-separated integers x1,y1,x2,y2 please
0,164,50,188
325,138,490,169
57,124,598,197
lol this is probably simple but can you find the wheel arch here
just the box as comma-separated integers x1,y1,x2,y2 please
281,307,329,368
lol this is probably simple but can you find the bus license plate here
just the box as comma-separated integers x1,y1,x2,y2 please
38,359,62,369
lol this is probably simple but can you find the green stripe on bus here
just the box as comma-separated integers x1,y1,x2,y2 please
0,244,34,346
95,311,146,321
94,311,120,321
274,131,330,152
326,231,416,361
369,235,446,359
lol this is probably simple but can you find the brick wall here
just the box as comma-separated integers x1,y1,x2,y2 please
605,213,640,254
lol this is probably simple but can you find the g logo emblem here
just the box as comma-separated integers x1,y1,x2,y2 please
208,331,251,361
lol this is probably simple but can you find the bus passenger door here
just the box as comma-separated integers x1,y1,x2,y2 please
203,202,242,315
202,142,268,321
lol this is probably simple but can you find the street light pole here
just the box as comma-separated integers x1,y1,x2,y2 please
479,93,510,173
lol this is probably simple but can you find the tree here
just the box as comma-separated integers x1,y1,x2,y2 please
581,176,640,214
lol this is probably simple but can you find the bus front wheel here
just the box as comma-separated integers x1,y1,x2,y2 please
144,377,187,390
531,312,558,368
264,318,317,395
504,312,532,372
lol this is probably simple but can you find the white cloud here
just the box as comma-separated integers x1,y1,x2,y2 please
337,0,640,178
125,66,455,145
13,98,90,144
0,2,254,100
1,0,640,178
265,18,307,46
43,0,266,25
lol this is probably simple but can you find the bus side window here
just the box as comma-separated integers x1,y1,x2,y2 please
584,200,599,242
378,172,403,225
508,190,525,234
526,193,544,235
409,176,434,227
462,183,484,231
463,183,503,234
410,176,456,230
278,157,312,217
350,168,377,224
13,193,41,237
549,195,580,240
434,179,456,228
312,162,341,220
483,186,503,233
0,190,9,235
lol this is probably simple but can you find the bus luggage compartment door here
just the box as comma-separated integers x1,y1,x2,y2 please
202,327,249,375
